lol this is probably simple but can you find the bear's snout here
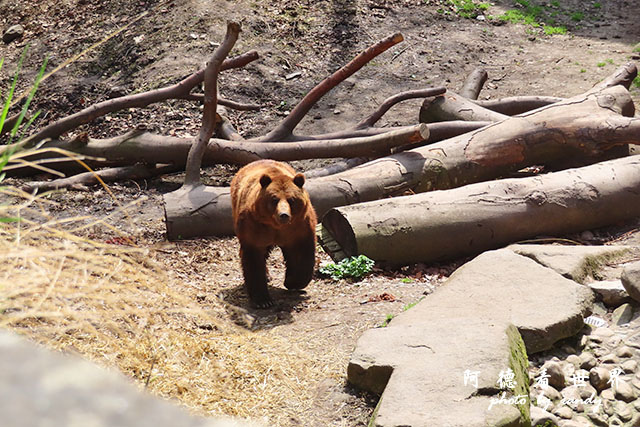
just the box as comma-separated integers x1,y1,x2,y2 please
276,199,291,224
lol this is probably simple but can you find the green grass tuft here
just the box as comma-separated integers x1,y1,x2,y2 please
319,255,375,281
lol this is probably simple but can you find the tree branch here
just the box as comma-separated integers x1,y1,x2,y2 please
354,87,446,129
11,50,258,152
459,67,488,100
259,32,405,141
184,21,241,186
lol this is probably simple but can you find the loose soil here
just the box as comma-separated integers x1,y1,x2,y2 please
1,0,640,426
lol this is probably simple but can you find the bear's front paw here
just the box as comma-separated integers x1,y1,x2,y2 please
252,295,275,309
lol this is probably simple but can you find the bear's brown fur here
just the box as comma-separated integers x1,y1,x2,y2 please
230,160,317,308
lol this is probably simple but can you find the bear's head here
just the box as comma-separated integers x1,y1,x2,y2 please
257,172,308,228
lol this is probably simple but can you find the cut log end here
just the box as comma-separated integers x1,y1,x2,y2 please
318,209,357,262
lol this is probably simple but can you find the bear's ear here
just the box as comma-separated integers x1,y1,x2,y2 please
293,173,305,188
259,174,272,188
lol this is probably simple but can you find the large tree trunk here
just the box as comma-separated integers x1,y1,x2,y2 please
318,155,640,266
163,85,638,240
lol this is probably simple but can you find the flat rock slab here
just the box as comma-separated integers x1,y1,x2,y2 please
0,330,258,427
509,244,632,283
349,249,595,426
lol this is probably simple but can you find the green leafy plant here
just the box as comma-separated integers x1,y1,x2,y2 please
319,255,375,281
402,297,425,312
570,11,583,21
448,0,489,19
543,25,567,35
379,313,394,328
592,2,601,9
596,61,606,67
633,76,640,89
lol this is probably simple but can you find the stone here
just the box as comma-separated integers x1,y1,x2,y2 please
621,261,640,303
589,367,611,391
509,244,631,283
0,331,258,427
566,354,581,367
617,345,634,358
588,280,629,307
612,303,634,325
601,388,615,401
348,249,597,426
561,344,577,354
616,401,633,421
614,379,636,402
543,361,566,390
579,352,597,370
2,24,23,44
577,383,597,400
622,359,638,373
530,406,559,426
541,384,562,401
560,386,584,411
601,353,620,364
484,403,522,427
607,335,624,347
553,405,574,419
588,411,609,427
591,327,614,338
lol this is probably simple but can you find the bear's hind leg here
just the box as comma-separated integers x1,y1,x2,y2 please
240,244,274,308
282,236,316,291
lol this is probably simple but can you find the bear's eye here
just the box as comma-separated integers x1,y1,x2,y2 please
270,196,279,206
287,198,298,207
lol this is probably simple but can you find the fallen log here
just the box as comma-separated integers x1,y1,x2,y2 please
164,85,638,239
419,90,508,123
318,155,640,265
472,96,563,115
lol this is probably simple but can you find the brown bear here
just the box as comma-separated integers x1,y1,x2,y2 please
230,160,317,308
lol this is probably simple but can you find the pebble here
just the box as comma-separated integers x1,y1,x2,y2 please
579,352,597,370
587,411,609,427
542,360,566,390
589,367,611,391
601,388,615,401
622,359,637,373
617,402,633,421
601,353,619,364
614,379,636,402
2,24,23,44
617,345,634,358
566,354,581,367
553,405,574,419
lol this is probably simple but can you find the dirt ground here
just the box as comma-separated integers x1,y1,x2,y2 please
1,0,640,425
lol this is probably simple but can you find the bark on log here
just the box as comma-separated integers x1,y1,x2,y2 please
419,91,509,123
473,96,563,115
459,67,488,100
163,85,638,239
26,124,428,170
318,155,640,265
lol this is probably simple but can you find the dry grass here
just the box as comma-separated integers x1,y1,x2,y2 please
0,184,334,426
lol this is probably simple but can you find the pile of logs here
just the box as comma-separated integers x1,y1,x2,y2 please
6,21,639,266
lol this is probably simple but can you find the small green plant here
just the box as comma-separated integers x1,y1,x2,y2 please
402,297,425,311
543,25,567,35
319,255,375,281
634,44,640,53
448,0,489,18
400,277,413,283
596,61,606,67
592,2,601,9
379,313,395,328
570,11,584,21
550,0,560,7
580,68,587,73
633,76,640,88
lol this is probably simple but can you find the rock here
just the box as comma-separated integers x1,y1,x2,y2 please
531,406,559,426
566,354,581,367
348,248,597,426
0,330,258,427
614,380,636,402
616,401,633,421
541,384,562,401
601,388,615,401
543,361,566,390
509,244,631,283
612,303,634,325
591,327,614,338
588,411,609,427
617,345,634,358
601,353,620,364
554,405,574,419
621,261,640,302
588,280,629,306
579,352,597,370
2,24,24,44
485,403,522,427
607,335,624,347
622,359,638,373
589,367,611,391
578,384,597,400
561,386,584,411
